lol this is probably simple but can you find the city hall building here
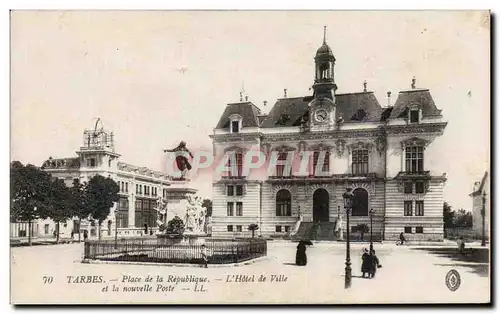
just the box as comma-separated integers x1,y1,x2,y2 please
210,32,447,241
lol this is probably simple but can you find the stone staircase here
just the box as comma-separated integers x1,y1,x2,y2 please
292,220,339,241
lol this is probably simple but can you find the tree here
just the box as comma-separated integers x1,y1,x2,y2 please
45,178,73,243
85,175,119,240
454,208,473,228
166,216,185,235
69,179,89,242
356,223,369,241
443,201,455,238
10,161,53,245
248,223,259,238
202,199,212,217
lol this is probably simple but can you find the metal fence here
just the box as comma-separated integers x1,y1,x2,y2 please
83,237,267,265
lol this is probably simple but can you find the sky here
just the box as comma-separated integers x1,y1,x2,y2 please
10,10,490,210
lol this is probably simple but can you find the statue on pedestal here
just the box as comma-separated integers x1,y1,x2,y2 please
165,141,194,180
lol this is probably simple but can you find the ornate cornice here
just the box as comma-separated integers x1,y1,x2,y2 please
347,141,374,152
400,137,430,148
223,145,250,153
272,144,296,152
386,122,447,135
309,142,334,152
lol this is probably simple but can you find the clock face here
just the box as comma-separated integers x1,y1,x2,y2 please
314,109,329,123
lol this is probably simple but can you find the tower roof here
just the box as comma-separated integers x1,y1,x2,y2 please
315,26,335,61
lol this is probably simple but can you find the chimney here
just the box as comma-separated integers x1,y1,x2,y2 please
411,76,416,89
363,80,367,92
284,88,287,98
245,96,249,102
387,91,392,107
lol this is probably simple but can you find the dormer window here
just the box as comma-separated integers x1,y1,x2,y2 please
410,109,420,123
408,104,421,124
231,121,239,133
229,114,242,133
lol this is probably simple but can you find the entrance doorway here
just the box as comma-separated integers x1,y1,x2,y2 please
313,188,329,222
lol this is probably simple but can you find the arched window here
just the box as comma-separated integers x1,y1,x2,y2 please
352,188,369,216
276,189,292,216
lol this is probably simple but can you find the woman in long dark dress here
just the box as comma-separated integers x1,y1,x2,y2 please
295,241,308,266
361,248,373,278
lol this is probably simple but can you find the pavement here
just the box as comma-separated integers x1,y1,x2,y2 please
10,240,490,304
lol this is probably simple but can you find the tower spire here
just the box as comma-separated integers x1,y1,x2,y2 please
323,25,327,44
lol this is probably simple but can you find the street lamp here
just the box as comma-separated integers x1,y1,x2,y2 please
481,191,486,247
343,188,354,289
369,208,375,252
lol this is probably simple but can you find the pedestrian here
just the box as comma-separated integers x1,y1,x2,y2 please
398,232,405,245
457,237,466,254
83,230,88,241
371,249,382,268
201,244,209,268
295,241,308,266
361,248,373,278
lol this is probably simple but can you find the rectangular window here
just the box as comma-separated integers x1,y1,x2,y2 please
275,225,282,233
405,146,424,173
236,152,243,177
404,226,412,233
352,149,369,175
276,152,288,177
313,151,330,175
236,202,243,216
44,224,49,235
231,121,239,133
89,158,96,167
285,226,290,233
136,184,139,194
415,182,425,194
125,182,128,193
236,185,243,196
415,201,424,216
236,225,242,232
227,185,234,196
404,201,413,216
404,182,413,194
227,225,233,232
227,202,234,216
135,200,143,210
410,109,420,123
415,227,424,233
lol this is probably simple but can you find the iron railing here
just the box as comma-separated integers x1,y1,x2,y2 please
83,237,267,265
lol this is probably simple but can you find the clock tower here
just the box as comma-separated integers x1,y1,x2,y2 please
309,26,337,132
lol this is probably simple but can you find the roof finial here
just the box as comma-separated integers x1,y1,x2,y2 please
284,88,287,98
411,76,416,89
239,91,243,102
363,80,367,92
323,25,327,44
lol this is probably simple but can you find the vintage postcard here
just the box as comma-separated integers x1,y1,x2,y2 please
10,10,491,304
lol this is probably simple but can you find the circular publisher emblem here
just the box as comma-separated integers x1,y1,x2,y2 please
445,269,461,292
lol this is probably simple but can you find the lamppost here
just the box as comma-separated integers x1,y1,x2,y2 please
369,208,375,252
343,188,354,289
481,191,486,247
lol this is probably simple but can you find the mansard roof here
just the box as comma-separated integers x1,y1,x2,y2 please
389,89,442,119
213,89,443,129
215,102,262,129
258,92,384,128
